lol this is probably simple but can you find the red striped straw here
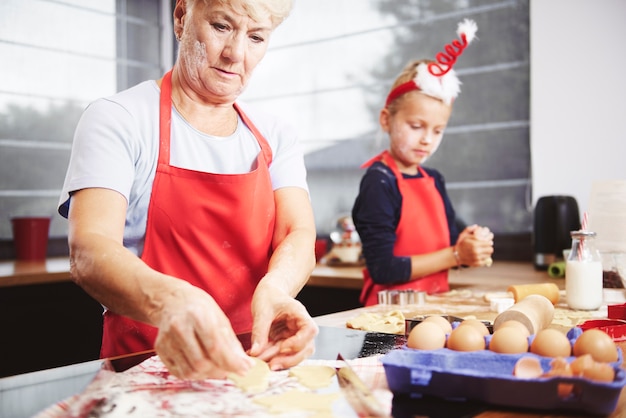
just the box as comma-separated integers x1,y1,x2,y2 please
578,212,588,261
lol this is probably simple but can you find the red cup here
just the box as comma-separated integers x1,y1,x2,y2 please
11,217,51,261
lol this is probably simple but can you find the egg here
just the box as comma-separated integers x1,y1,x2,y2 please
497,320,531,338
544,357,574,398
489,326,529,354
570,353,615,382
530,329,572,358
570,353,595,376
582,361,615,383
447,323,486,351
572,329,618,363
460,318,490,337
407,321,447,350
513,356,543,379
422,315,453,334
548,357,571,374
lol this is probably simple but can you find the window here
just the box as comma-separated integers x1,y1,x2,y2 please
1,0,531,259
241,0,531,256
0,0,170,254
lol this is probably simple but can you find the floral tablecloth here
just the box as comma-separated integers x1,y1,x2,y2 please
35,355,392,418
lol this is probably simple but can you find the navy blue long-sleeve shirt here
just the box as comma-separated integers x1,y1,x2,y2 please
352,161,461,285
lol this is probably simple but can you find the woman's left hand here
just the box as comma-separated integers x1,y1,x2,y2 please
248,282,318,371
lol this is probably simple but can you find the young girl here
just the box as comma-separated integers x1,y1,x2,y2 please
352,19,494,306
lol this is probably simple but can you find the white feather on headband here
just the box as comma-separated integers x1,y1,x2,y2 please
458,18,478,44
385,19,478,106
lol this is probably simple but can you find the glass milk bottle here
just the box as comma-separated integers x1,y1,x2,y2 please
566,230,603,310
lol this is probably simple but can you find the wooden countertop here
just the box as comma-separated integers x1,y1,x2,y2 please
1,257,554,290
0,257,71,288
308,260,559,290
0,258,351,289
311,260,623,330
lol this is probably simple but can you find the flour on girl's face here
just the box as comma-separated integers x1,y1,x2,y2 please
386,93,451,173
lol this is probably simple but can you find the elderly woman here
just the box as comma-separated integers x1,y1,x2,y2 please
58,0,317,380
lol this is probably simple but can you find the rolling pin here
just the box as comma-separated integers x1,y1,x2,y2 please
493,294,555,335
483,283,560,305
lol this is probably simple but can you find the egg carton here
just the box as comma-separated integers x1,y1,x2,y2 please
381,330,626,415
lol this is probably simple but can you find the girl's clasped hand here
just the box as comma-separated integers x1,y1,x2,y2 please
455,225,495,267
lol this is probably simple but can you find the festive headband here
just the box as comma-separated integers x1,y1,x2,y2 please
385,19,478,106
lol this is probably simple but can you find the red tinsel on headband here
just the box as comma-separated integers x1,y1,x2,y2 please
385,19,478,106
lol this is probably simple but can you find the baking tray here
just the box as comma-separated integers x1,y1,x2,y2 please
381,348,626,415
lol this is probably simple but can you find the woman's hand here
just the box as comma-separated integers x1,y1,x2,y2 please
154,282,254,380
248,282,318,371
456,224,494,267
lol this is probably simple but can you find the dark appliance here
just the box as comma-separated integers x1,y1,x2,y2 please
533,195,580,270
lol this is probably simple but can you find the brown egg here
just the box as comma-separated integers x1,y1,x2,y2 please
407,321,447,350
570,353,615,382
460,319,490,337
447,324,486,351
422,315,453,334
489,326,529,354
582,361,615,383
498,320,531,338
548,357,571,374
570,353,595,376
544,357,574,398
530,329,572,358
573,329,619,363
513,356,544,378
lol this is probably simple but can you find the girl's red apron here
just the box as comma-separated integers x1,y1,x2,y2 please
100,70,275,358
360,150,450,306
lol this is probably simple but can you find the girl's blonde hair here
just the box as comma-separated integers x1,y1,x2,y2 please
386,59,437,114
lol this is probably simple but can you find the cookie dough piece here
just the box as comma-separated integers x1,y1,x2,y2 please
289,365,336,389
346,309,405,334
254,390,340,416
227,357,270,393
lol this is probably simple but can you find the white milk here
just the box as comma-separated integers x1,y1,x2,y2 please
566,260,603,310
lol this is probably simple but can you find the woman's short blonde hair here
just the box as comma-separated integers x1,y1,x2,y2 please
188,0,293,28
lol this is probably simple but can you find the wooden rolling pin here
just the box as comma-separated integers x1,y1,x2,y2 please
483,283,560,305
493,294,555,335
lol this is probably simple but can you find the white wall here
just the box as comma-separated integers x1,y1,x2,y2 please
530,0,626,214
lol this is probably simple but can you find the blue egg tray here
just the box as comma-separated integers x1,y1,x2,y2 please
381,344,626,415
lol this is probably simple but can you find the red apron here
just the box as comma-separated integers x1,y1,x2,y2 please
101,70,275,358
360,150,450,306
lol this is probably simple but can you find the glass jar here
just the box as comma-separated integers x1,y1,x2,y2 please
565,230,603,310
601,252,626,288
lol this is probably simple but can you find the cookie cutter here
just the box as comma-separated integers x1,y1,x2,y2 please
377,290,426,306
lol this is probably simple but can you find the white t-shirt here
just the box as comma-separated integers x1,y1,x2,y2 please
58,80,308,256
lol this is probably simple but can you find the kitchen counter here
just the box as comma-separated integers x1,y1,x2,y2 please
312,260,571,329
0,257,71,288
0,258,102,378
4,259,626,417
0,257,553,290
308,260,557,290
304,260,562,316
